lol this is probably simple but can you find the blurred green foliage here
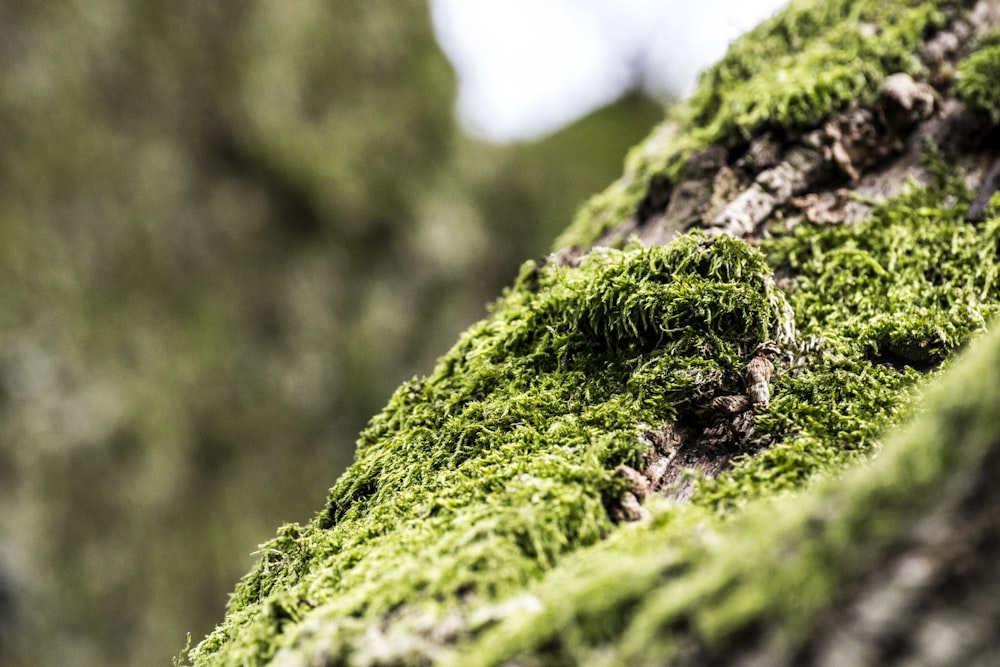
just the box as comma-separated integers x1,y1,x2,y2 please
0,2,660,665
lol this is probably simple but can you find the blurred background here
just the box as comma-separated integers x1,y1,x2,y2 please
0,1,782,665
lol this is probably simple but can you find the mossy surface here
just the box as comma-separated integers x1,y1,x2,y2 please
439,155,1000,667
187,235,787,665
186,157,1000,664
455,302,1000,667
558,0,965,249
957,42,1000,123
184,0,1000,664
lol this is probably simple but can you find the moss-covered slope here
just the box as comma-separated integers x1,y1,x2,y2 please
184,0,1000,664
454,291,1000,667
187,235,789,664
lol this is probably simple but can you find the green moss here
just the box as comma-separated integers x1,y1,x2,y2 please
698,153,998,512
188,154,1000,662
957,43,1000,123
686,0,943,144
558,0,965,250
184,1,1000,664
457,286,1000,667
766,165,996,363
438,155,1000,665
186,236,787,665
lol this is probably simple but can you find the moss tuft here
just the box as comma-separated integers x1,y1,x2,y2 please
698,153,998,512
442,151,1000,667
558,0,965,250
187,236,787,665
957,43,1000,123
686,0,943,144
457,287,1000,667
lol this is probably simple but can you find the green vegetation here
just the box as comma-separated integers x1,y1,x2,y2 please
162,1,1000,665
181,0,1000,664
188,235,787,664
0,3,661,667
456,301,1000,666
695,149,998,509
558,0,965,248
957,43,1000,123
685,0,942,143
186,149,1000,661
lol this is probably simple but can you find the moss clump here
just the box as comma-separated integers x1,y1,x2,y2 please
188,157,1000,663
558,0,964,249
957,43,1000,123
696,156,998,512
184,0,1000,663
457,311,1000,667
686,0,943,144
186,236,787,665
766,179,997,363
436,152,1000,667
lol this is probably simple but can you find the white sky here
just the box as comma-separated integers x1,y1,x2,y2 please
430,0,788,142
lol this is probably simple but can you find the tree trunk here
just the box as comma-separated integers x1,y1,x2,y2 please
183,1,1000,665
